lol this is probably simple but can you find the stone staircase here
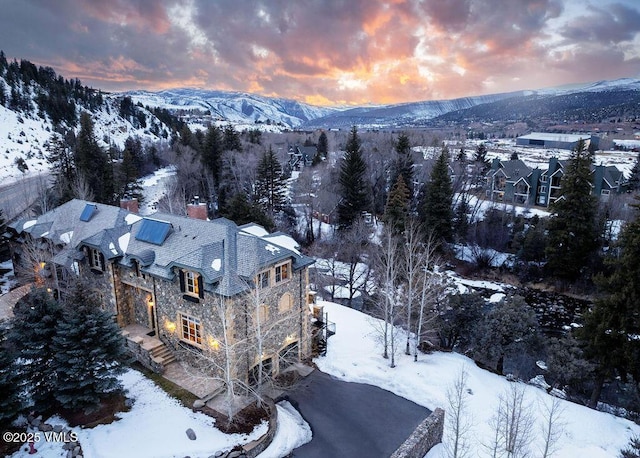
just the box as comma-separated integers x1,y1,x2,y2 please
149,342,176,367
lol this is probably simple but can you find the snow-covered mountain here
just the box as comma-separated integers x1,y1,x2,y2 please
302,91,529,129
125,88,339,130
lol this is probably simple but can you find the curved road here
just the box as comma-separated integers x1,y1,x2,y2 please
283,370,431,457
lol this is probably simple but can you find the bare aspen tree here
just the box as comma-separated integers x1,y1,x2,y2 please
445,367,473,458
402,220,422,355
488,383,535,458
539,396,566,458
372,225,404,366
414,231,445,362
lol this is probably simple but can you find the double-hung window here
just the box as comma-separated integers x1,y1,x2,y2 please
258,270,270,289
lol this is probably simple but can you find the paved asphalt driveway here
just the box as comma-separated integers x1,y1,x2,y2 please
282,370,431,457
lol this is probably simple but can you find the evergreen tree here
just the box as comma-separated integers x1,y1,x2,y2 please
202,125,223,188
118,149,144,202
223,124,242,152
545,139,599,281
383,175,410,235
628,153,640,191
390,132,414,201
620,436,640,458
222,192,274,231
255,147,287,215
75,112,114,203
52,284,127,413
46,131,76,204
0,324,24,429
421,146,454,244
8,288,63,413
579,200,640,407
0,80,6,107
471,295,540,374
337,126,369,230
317,131,329,159
474,142,490,174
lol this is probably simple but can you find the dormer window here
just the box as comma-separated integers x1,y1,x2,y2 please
88,248,105,272
275,262,290,284
179,269,204,300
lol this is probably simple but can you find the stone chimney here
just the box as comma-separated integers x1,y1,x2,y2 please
186,196,208,220
120,197,139,213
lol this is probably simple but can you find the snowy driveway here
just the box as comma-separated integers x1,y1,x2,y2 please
282,370,431,457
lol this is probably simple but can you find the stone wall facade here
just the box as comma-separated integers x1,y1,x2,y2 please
390,408,444,458
117,261,312,385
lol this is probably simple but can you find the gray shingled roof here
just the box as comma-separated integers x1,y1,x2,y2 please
500,160,532,180
15,199,314,297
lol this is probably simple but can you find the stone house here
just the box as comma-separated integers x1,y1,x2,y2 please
8,199,315,386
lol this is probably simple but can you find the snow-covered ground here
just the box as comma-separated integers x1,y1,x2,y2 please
314,299,640,458
138,165,177,215
9,370,310,458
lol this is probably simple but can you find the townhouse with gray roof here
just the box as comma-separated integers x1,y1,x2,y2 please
9,199,316,387
486,158,624,207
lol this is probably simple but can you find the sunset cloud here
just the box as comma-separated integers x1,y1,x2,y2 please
1,0,639,105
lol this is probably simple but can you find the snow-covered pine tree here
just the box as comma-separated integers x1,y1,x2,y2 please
52,284,127,413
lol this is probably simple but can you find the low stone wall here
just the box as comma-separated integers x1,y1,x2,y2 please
123,335,164,374
390,408,445,458
242,398,278,458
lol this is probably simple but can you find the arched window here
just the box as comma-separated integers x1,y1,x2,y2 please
278,293,293,313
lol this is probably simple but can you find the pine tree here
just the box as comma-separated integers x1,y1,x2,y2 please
317,131,329,159
383,175,410,235
620,436,640,458
337,126,369,229
46,131,76,203
579,200,640,407
222,192,274,231
390,132,414,201
255,147,287,215
8,288,63,413
202,125,223,188
628,153,640,191
421,146,454,244
0,324,25,429
52,284,127,413
75,112,114,203
545,139,599,281
118,149,144,202
223,124,242,152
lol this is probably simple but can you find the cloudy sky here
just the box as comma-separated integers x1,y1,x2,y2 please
2,0,640,106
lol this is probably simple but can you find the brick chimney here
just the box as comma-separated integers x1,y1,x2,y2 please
120,197,139,213
186,196,208,220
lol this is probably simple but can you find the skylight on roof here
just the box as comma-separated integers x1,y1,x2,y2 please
135,218,172,245
80,204,97,222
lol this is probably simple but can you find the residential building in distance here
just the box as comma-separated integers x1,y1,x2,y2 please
485,158,624,207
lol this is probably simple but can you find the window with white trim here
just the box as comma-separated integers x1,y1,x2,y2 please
180,313,202,346
275,262,290,284
185,270,199,296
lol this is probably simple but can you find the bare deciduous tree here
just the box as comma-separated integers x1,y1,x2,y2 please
445,367,473,458
487,383,535,458
539,396,566,458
